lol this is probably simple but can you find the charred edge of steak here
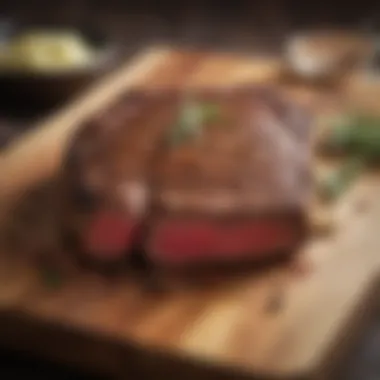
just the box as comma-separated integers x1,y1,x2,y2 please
59,117,118,272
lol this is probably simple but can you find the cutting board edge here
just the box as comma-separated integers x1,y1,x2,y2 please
0,46,173,208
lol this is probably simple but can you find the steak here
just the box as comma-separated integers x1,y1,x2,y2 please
60,91,178,265
60,86,312,269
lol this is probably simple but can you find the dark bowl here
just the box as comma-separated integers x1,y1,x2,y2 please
0,20,119,111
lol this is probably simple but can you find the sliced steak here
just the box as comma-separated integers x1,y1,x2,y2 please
145,87,312,267
60,91,178,264
61,85,312,269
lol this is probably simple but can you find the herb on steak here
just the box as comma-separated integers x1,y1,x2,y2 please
201,102,221,123
167,100,221,146
318,157,365,202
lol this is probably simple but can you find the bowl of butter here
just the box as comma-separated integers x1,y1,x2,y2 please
0,21,118,107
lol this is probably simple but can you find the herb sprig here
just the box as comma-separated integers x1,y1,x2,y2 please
321,114,380,163
167,100,221,147
318,113,380,202
318,157,365,202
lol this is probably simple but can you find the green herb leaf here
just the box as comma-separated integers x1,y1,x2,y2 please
322,113,380,162
318,157,365,202
167,100,221,147
200,102,220,123
322,123,355,153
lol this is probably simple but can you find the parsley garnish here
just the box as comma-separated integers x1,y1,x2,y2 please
167,100,221,146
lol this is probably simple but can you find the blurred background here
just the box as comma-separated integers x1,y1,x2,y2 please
1,0,379,54
1,0,380,144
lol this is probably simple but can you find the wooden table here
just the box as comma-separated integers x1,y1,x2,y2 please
1,48,380,380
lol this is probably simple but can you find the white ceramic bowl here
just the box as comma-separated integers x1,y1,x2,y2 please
285,30,373,81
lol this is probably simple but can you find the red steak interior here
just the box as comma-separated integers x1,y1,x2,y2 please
83,210,138,260
146,218,303,266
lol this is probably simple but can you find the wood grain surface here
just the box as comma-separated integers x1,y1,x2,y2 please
1,48,380,380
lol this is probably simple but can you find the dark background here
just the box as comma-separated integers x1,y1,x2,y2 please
1,1,380,379
1,0,380,54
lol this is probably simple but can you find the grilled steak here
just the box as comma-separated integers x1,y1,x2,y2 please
60,86,312,269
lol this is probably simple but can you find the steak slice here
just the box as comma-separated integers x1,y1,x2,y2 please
145,87,312,266
60,91,178,264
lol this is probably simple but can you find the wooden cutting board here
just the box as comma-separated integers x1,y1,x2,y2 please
1,47,380,380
